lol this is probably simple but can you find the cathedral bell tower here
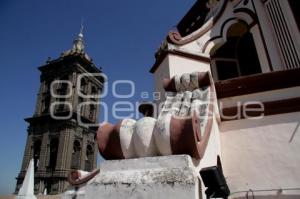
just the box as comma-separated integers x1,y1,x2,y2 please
15,27,105,195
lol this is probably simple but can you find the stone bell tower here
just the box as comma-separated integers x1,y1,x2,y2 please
16,27,105,195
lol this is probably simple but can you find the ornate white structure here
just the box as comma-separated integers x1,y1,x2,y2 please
64,155,202,199
150,0,300,198
65,0,300,198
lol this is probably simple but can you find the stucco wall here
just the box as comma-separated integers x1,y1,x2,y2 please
220,112,300,198
153,56,170,109
168,54,210,77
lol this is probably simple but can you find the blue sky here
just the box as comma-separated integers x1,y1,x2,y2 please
0,0,195,194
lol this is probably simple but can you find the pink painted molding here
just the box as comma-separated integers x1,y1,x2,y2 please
167,0,228,45
68,169,100,186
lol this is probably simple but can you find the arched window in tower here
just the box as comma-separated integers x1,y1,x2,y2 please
85,145,94,171
56,75,69,112
48,138,59,171
43,96,51,113
57,75,69,95
71,140,81,169
91,85,98,96
80,78,88,94
78,96,84,104
44,81,51,93
211,21,261,80
33,140,42,171
89,104,96,121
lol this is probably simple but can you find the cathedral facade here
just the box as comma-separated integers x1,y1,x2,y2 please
16,30,104,195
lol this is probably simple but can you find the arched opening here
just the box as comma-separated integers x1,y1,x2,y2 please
91,85,98,95
43,96,51,113
48,138,59,171
59,75,69,91
71,140,81,169
84,145,94,171
33,140,42,171
44,81,51,93
211,21,261,80
80,78,88,94
89,104,96,121
55,75,70,112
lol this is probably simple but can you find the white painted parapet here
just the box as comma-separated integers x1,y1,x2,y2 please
63,155,202,199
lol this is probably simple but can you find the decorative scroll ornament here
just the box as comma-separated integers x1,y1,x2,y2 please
168,0,227,45
67,72,216,186
97,72,215,160
68,169,100,186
